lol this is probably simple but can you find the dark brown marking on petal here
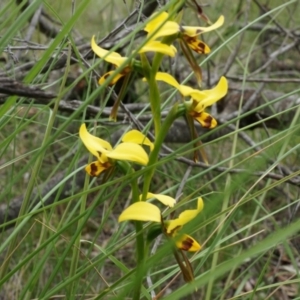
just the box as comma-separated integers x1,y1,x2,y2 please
183,35,195,44
190,111,214,128
88,161,111,177
197,42,205,54
203,114,213,128
183,35,206,54
181,237,194,251
196,29,203,34
90,162,99,177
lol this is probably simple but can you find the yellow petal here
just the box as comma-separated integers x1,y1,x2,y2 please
107,142,149,165
194,76,228,110
91,35,127,66
187,89,208,102
144,12,180,40
139,40,177,57
99,70,126,85
167,197,204,234
144,11,169,33
181,15,225,37
155,72,180,89
143,192,176,207
178,85,204,98
118,202,161,222
155,72,204,98
79,124,112,159
175,233,201,252
122,130,154,151
183,36,211,54
85,161,111,177
149,21,179,40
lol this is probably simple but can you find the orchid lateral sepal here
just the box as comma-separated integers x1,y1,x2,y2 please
109,73,131,121
173,247,195,283
161,216,195,282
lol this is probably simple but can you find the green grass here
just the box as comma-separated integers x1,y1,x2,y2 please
0,0,300,299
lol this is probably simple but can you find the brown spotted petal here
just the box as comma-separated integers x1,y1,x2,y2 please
175,233,201,252
190,111,217,129
182,35,211,54
85,160,112,177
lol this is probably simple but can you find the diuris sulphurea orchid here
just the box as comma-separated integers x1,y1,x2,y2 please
119,196,203,282
79,124,153,176
119,196,203,252
152,72,228,128
144,11,224,54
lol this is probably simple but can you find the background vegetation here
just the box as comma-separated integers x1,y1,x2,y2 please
0,0,300,299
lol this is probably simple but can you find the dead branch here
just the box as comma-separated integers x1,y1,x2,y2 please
0,77,55,100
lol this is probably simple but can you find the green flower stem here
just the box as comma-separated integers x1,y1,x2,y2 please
140,53,161,137
148,73,162,136
140,35,177,138
132,220,146,300
118,162,145,299
141,103,186,201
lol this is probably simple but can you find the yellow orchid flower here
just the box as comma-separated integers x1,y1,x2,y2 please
119,195,203,252
165,198,203,252
144,11,224,54
91,36,177,85
79,124,150,176
154,72,228,128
